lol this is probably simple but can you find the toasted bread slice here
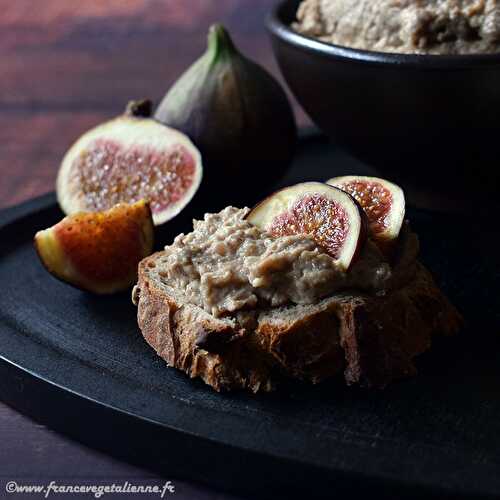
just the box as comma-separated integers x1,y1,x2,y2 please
133,254,462,392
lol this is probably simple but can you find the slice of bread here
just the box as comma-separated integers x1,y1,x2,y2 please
133,252,462,392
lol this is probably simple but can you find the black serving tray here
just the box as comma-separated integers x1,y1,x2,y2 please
0,134,499,499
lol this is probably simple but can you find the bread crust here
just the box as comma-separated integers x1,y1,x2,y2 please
134,256,462,392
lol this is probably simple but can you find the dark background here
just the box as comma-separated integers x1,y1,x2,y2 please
0,1,296,498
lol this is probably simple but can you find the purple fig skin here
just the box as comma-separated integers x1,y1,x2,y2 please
154,24,297,205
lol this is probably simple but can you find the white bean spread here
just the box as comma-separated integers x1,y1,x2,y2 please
294,0,500,55
159,207,398,318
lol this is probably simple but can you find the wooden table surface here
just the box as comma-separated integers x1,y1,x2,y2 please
0,1,300,498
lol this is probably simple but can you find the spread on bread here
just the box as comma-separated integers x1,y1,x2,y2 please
157,206,416,319
133,179,462,392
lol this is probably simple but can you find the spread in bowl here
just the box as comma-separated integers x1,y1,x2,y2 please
294,0,500,54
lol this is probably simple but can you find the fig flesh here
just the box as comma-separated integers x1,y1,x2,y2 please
34,200,154,294
327,176,405,241
57,100,202,226
154,25,297,203
247,182,366,270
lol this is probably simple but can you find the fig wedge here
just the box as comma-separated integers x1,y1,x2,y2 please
247,182,366,270
327,176,405,241
34,200,154,294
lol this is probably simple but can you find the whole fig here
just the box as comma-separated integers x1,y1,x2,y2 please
155,24,297,206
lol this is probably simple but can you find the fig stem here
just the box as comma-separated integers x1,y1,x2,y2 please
207,24,236,63
125,100,152,118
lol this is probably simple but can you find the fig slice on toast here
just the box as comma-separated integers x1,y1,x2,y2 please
247,182,366,269
34,200,154,294
327,175,405,242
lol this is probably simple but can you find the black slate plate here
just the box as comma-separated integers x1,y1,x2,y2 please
1,135,499,500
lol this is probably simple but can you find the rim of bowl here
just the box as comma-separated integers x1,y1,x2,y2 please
267,0,500,69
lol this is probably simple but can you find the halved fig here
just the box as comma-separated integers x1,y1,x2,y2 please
247,182,366,269
34,200,154,294
57,100,203,226
327,175,405,241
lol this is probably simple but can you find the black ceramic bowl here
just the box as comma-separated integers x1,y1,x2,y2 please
267,0,500,188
